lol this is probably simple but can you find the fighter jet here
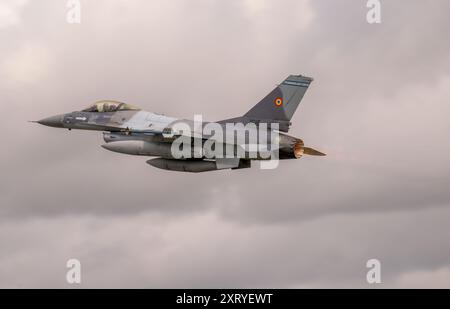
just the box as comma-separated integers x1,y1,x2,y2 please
35,74,325,172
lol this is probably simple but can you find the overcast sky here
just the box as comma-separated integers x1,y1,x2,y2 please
1,0,450,288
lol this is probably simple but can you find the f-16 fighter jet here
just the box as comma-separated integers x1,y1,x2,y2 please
35,74,325,172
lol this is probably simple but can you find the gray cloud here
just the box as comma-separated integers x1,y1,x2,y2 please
2,207,450,288
1,0,450,288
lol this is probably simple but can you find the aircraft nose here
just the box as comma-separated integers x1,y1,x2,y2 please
37,114,64,128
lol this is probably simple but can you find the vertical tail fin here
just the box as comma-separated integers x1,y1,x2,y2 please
244,74,313,123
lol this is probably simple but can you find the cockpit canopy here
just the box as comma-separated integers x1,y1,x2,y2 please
82,100,141,113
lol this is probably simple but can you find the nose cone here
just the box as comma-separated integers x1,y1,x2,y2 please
37,114,64,128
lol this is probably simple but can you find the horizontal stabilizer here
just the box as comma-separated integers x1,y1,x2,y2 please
303,147,326,156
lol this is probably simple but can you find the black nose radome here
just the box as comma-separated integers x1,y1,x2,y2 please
37,114,64,128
